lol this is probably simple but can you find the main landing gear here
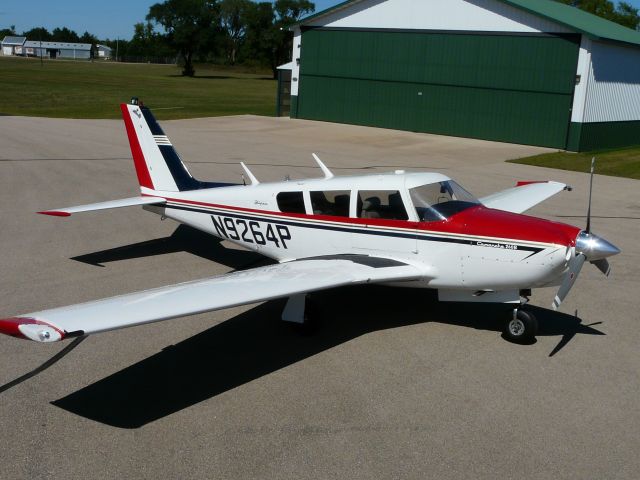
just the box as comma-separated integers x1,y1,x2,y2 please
282,294,320,334
503,307,538,344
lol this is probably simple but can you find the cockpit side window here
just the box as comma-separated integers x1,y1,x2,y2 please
310,190,351,217
410,181,479,222
357,190,408,220
277,191,306,214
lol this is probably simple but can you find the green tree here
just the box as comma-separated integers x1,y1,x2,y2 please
0,25,17,38
220,0,253,64
556,0,640,29
147,0,220,76
241,1,275,67
271,0,314,76
127,22,173,59
242,0,314,77
22,27,52,41
51,27,81,43
613,2,640,29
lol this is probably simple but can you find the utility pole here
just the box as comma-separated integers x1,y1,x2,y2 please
39,35,43,67
116,38,119,62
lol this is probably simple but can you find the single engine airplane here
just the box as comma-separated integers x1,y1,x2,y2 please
0,99,620,345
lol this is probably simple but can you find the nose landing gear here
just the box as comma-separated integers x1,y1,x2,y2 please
504,308,538,344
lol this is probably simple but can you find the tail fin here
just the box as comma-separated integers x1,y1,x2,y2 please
120,101,233,192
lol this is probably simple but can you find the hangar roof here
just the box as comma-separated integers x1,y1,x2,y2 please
23,41,92,50
1,36,26,46
298,0,640,47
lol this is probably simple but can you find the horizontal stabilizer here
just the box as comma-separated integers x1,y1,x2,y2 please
0,256,422,342
480,181,568,214
38,196,166,217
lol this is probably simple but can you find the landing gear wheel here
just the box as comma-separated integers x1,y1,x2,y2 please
504,309,538,344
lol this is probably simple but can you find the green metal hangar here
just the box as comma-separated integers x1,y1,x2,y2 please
289,0,640,151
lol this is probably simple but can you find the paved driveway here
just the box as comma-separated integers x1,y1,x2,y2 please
1,115,638,479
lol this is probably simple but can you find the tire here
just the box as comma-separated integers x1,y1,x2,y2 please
504,310,538,344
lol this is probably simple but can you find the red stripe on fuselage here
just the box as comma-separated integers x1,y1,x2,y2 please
416,206,580,246
120,103,154,189
155,194,580,247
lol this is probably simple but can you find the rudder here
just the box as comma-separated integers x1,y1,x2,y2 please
121,100,229,192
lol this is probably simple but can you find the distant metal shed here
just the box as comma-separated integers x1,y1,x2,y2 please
290,0,640,151
1,36,26,56
97,44,112,59
23,41,92,60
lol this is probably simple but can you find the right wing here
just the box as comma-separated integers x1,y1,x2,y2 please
480,181,569,214
38,196,166,217
0,256,423,343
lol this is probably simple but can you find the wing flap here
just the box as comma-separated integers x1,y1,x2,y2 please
480,181,569,214
0,257,423,342
38,196,166,217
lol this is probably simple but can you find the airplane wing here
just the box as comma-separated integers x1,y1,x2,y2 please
0,256,423,343
38,196,166,217
479,181,569,214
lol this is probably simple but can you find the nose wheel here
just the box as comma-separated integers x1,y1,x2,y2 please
504,308,538,344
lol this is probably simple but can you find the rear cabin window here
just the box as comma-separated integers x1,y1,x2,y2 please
357,190,408,221
310,190,351,217
277,191,306,214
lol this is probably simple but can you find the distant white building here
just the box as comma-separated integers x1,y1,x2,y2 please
1,36,26,55
2,36,92,59
96,44,112,59
22,41,92,59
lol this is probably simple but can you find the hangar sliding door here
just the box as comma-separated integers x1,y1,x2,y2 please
296,29,580,149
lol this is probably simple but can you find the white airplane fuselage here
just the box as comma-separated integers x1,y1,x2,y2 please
141,170,578,295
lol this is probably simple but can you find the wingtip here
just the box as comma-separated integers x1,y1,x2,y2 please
0,317,64,342
37,210,71,217
516,181,549,187
0,317,65,342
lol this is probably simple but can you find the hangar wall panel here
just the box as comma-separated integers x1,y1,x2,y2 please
584,41,640,123
566,41,640,150
297,29,580,148
308,0,572,34
570,121,640,151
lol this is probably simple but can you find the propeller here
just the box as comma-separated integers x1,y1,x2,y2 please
551,158,620,310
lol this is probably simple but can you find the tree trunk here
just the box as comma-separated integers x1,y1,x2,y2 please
182,50,195,77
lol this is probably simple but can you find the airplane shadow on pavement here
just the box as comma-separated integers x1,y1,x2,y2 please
71,224,268,270
51,282,605,429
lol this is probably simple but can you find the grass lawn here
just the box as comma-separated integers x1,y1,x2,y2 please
509,147,640,180
0,56,276,119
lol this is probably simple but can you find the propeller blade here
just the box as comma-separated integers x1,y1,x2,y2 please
591,258,611,277
586,157,595,234
552,254,586,311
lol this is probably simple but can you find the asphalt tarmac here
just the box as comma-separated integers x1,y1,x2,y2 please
1,114,638,479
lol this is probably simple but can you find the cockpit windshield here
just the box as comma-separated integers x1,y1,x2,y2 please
410,180,480,222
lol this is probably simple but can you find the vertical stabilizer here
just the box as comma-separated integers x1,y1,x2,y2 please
120,101,233,192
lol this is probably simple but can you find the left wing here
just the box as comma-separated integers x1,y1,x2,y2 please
38,196,166,217
0,256,423,343
480,181,569,214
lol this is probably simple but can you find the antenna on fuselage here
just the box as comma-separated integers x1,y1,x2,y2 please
240,162,259,186
312,153,334,179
